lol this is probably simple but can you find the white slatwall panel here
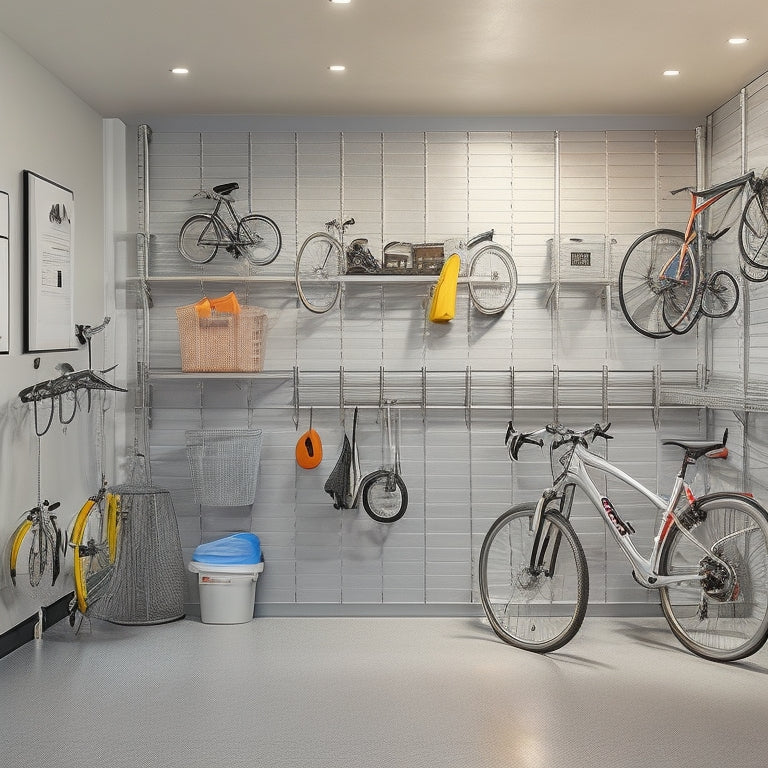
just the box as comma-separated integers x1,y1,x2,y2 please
708,96,746,378
250,132,297,278
144,127,702,611
746,75,768,377
706,74,768,501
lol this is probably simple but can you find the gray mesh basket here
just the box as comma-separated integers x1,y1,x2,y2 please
185,428,263,506
91,484,185,626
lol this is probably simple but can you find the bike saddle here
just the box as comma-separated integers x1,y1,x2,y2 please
212,182,239,196
662,429,728,460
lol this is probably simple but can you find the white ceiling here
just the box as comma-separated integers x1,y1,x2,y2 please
1,0,767,121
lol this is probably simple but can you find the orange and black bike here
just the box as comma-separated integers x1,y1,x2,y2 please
618,170,768,338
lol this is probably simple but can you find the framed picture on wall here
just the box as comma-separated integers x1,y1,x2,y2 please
0,190,8,354
23,170,76,353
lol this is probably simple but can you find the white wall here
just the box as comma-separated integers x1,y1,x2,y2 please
0,31,105,634
134,125,704,613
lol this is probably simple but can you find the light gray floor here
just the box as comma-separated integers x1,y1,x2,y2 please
2,615,768,768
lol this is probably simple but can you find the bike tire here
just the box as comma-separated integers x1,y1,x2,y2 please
467,244,517,315
70,493,118,615
237,214,282,266
738,189,768,269
360,470,408,523
662,283,703,335
295,232,343,313
9,518,32,586
659,493,768,662
740,260,768,283
700,270,739,319
479,503,589,653
178,214,220,264
618,229,696,339
28,525,49,588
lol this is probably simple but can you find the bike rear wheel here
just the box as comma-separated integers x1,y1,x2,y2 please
360,470,408,523
295,232,343,313
700,270,739,319
467,244,517,314
618,229,698,338
659,494,768,662
237,214,282,266
479,503,589,653
739,188,768,269
178,214,220,264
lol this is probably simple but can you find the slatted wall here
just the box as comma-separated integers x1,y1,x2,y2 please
708,72,768,500
141,127,704,612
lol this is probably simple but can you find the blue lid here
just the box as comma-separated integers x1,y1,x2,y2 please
192,533,262,565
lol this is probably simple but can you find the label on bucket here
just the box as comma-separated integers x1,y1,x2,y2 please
201,576,231,584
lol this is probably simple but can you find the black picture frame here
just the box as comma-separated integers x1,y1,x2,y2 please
0,189,8,354
23,170,76,353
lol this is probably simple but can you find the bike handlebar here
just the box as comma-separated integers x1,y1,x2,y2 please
506,421,612,461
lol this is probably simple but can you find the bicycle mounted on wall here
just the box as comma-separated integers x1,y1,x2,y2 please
295,217,518,315
178,182,282,267
618,170,768,338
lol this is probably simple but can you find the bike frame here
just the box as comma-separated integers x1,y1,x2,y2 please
198,195,242,245
662,172,755,281
533,441,716,589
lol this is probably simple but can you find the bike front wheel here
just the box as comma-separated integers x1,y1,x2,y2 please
295,232,343,313
659,494,768,662
739,188,768,269
479,503,589,653
618,229,698,338
360,470,408,523
700,270,739,319
70,493,119,616
178,214,220,264
237,214,282,266
467,244,517,315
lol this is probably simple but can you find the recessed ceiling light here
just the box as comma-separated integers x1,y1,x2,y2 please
330,0,351,4
663,70,679,77
170,67,189,75
728,37,748,45
329,65,346,72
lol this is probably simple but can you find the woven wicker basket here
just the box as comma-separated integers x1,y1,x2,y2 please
176,304,267,372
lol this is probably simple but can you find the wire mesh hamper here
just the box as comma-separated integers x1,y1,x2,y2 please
91,484,185,625
185,429,263,506
176,303,268,372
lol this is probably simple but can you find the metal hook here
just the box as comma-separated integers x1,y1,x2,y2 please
58,392,78,425
33,396,55,437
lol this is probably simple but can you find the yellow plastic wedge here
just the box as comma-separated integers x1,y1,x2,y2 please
429,253,461,323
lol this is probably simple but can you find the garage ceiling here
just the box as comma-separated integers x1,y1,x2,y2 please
0,0,767,120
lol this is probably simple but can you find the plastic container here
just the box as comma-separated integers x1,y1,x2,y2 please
189,533,264,624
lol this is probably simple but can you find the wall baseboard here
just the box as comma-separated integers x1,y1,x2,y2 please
184,602,664,619
0,592,73,660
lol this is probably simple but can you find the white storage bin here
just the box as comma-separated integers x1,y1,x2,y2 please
188,561,264,624
548,237,608,282
188,533,264,624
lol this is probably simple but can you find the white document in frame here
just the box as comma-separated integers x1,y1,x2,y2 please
28,176,75,350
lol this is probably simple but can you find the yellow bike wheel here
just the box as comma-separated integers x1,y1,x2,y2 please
9,518,32,587
71,492,118,615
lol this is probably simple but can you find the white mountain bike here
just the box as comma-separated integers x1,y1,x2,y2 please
479,421,768,662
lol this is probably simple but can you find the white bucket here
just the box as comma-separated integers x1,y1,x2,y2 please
188,560,264,624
